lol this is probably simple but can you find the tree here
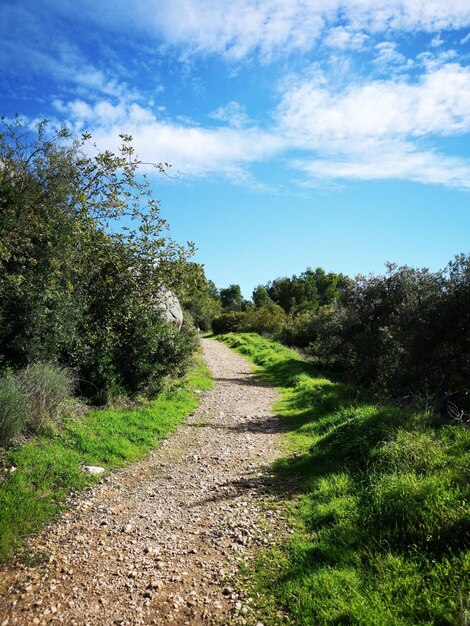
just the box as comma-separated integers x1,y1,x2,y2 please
252,285,271,308
0,117,196,400
263,267,348,315
220,284,244,311
181,264,222,331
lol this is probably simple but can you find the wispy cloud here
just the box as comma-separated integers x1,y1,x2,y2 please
277,63,470,145
209,102,251,128
4,0,469,190
291,145,470,189
373,42,413,73
54,58,470,190
140,0,470,60
30,0,470,62
324,27,369,51
54,98,284,180
276,62,470,187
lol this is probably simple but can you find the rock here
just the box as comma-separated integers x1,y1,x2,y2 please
150,580,164,590
156,288,183,329
83,466,105,475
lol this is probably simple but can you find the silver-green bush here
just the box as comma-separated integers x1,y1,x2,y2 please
16,364,74,433
0,376,27,446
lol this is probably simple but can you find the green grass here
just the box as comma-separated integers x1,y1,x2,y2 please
218,333,470,626
0,355,212,561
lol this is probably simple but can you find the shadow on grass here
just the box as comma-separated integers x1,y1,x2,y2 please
215,334,469,626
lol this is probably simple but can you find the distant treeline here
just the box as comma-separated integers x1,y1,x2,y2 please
197,258,470,400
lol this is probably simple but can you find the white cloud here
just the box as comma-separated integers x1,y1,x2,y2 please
291,145,470,189
324,26,369,51
373,42,412,73
148,0,470,60
277,63,470,147
34,0,470,62
55,98,284,179
276,63,470,188
209,102,251,128
53,57,470,189
430,35,444,47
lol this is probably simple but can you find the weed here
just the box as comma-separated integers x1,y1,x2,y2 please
0,376,27,446
17,363,75,433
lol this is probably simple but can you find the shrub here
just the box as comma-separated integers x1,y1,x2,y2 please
279,310,318,347
242,302,287,336
307,257,470,397
0,376,27,446
212,311,247,334
16,364,74,433
0,119,195,401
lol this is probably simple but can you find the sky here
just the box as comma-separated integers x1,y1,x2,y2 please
1,0,470,297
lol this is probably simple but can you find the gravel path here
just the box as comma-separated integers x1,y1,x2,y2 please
0,338,289,626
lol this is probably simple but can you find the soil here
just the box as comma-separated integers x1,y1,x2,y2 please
0,338,290,626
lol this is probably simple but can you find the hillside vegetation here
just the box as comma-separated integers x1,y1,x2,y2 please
208,259,470,419
0,118,197,411
218,333,469,626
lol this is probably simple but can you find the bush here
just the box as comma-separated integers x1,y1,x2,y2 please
0,119,195,401
16,364,74,433
0,376,27,446
278,310,318,347
212,311,247,334
307,257,470,397
110,313,198,399
242,302,287,336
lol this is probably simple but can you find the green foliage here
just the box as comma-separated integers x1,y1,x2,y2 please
219,284,244,311
213,304,287,337
278,309,318,347
218,333,469,626
16,363,74,433
242,302,287,336
212,311,247,334
0,363,74,445
182,265,222,330
252,285,271,308
0,356,212,560
308,257,470,396
0,376,27,446
0,117,196,400
261,267,349,315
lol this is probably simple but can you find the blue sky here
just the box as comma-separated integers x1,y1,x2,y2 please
1,0,470,297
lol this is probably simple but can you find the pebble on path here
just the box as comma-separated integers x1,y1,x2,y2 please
0,339,289,625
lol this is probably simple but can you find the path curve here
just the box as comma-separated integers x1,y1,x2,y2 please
0,339,287,625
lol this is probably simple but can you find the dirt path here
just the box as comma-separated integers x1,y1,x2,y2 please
0,339,288,626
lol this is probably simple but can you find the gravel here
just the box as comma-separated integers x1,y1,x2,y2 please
0,338,289,625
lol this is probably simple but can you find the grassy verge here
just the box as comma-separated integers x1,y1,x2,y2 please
217,333,469,626
0,355,212,562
